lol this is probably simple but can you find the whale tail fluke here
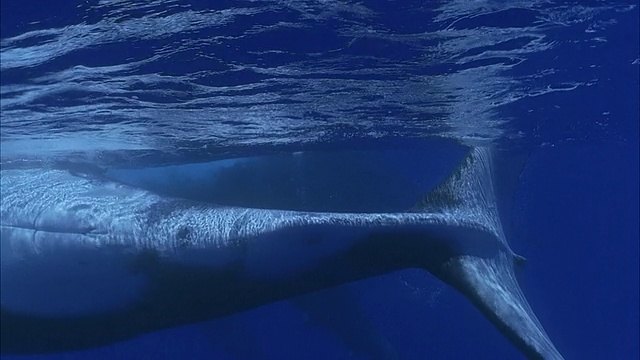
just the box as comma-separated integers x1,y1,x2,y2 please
418,147,564,360
448,255,563,360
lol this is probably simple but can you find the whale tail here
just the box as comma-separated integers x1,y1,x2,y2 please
419,147,564,360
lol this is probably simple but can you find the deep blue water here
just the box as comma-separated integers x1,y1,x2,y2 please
1,0,638,359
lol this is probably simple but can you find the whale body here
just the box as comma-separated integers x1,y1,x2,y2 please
0,147,563,359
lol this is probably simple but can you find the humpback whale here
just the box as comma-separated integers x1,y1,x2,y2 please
0,147,563,359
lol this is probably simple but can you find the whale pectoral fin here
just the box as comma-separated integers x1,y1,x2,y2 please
439,253,563,360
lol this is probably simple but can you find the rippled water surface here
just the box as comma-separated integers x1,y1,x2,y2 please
2,0,636,166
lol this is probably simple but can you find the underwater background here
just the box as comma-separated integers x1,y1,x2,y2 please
1,0,638,359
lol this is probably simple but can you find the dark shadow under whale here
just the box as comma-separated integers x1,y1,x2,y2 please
0,146,563,359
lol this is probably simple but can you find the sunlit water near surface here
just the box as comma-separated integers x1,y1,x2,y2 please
1,0,638,359
2,0,636,166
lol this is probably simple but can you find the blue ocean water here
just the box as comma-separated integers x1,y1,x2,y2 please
0,0,638,359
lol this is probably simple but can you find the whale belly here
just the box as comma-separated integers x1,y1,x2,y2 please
0,226,148,317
